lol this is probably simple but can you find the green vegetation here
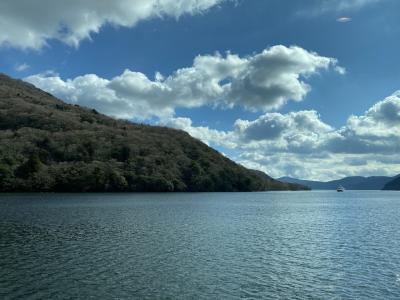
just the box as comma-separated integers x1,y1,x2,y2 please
0,73,307,192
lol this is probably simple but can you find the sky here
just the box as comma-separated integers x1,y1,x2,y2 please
1,0,400,181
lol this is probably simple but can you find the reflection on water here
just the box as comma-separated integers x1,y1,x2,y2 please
0,191,399,299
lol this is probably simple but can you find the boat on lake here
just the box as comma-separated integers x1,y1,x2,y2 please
337,185,345,192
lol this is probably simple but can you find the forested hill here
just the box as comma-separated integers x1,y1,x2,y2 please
0,73,306,192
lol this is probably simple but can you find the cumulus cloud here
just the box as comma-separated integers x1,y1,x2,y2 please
0,0,224,49
14,63,30,72
354,91,400,126
327,92,400,154
234,110,337,156
25,45,342,119
161,117,236,148
227,46,340,111
234,110,333,142
232,91,400,156
160,91,400,180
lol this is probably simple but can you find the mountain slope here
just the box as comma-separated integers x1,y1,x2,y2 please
252,170,310,191
279,176,394,190
382,175,400,190
0,73,306,192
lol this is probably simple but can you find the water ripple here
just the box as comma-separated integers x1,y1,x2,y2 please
0,191,400,299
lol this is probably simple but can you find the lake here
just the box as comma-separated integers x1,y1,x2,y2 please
0,191,399,299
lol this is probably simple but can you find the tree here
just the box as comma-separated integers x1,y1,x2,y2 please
15,154,42,179
0,163,13,190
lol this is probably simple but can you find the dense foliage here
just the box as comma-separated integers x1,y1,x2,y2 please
0,74,306,192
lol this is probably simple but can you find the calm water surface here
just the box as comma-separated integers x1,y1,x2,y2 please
0,191,399,299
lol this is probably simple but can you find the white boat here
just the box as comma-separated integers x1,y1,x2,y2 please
337,185,345,192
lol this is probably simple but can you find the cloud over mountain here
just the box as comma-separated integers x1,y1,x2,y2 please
163,91,400,180
25,45,342,119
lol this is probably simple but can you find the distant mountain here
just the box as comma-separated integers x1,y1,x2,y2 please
0,73,306,192
251,170,310,191
382,175,400,190
279,176,395,190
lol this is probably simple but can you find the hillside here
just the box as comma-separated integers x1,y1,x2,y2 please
0,73,306,192
382,175,400,190
252,170,310,191
279,176,394,190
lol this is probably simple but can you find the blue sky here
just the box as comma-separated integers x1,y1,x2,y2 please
1,0,400,180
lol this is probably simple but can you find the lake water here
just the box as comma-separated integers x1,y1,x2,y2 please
0,191,399,299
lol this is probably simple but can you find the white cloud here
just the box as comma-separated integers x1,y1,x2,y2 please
334,66,347,75
25,45,342,119
233,110,338,155
327,92,400,154
233,91,400,156
239,92,400,179
161,117,236,148
159,91,400,180
300,0,382,16
24,72,171,120
235,110,333,142
329,0,381,11
227,46,339,111
237,152,400,181
352,91,400,126
14,63,30,72
0,0,224,49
